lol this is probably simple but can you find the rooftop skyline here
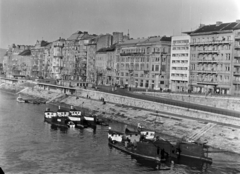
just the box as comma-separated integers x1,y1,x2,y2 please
0,0,240,49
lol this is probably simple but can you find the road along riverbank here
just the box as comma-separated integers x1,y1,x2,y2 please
1,82,240,155
139,91,240,112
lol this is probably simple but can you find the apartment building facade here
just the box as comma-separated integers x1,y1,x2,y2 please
187,20,240,95
116,36,171,90
233,29,240,95
3,44,34,78
170,35,190,92
95,45,116,85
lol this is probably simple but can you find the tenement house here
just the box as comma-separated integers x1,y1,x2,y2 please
116,36,171,90
95,44,116,85
186,20,240,95
94,32,128,85
3,44,34,78
51,38,65,80
31,40,50,78
62,31,96,85
234,28,240,95
170,35,190,92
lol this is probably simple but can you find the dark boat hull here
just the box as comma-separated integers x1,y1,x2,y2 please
44,116,74,128
176,142,212,163
108,141,165,163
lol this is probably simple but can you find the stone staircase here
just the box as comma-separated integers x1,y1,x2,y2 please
16,87,29,94
186,123,216,142
46,94,66,104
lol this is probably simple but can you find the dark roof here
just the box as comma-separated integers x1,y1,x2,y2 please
188,21,240,35
160,36,172,42
67,31,95,41
40,40,49,47
97,44,116,52
19,49,31,56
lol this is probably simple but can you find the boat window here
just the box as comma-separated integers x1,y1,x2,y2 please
157,147,160,155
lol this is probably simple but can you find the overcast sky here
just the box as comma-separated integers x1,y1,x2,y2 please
0,0,239,48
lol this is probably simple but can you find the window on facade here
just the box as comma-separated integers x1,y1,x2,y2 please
140,80,143,87
160,81,164,84
226,54,231,60
161,65,166,72
155,65,159,71
162,47,165,53
146,64,149,70
152,65,154,71
145,80,149,88
225,66,230,71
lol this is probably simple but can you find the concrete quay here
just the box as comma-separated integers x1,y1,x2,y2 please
141,91,240,112
21,86,240,154
1,82,240,154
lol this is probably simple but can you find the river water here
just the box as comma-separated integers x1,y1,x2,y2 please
0,91,240,174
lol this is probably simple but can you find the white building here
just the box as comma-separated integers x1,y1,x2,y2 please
170,35,191,92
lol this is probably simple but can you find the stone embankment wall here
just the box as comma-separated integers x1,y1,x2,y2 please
141,92,240,112
76,89,240,127
1,81,240,127
0,82,25,93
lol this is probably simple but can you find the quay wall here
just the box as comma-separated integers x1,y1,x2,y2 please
75,89,240,127
1,80,240,127
1,82,240,154
142,92,240,112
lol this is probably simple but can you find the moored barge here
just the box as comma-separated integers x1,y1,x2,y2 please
108,122,212,168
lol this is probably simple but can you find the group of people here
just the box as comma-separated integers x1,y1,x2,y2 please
122,135,137,149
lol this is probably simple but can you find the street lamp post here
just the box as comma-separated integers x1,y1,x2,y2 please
128,69,133,91
81,102,84,114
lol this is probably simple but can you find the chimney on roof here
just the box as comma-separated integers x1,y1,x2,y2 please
216,21,222,26
199,24,205,28
236,20,240,23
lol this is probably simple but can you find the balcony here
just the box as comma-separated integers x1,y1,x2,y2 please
190,40,232,45
233,71,240,76
195,69,218,73
196,59,231,63
235,45,240,50
120,52,145,56
196,80,218,85
195,59,217,63
233,80,240,84
171,76,188,81
233,61,240,66
198,50,220,54
234,53,240,58
235,35,240,40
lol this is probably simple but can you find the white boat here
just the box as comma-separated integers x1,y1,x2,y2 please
17,96,25,103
